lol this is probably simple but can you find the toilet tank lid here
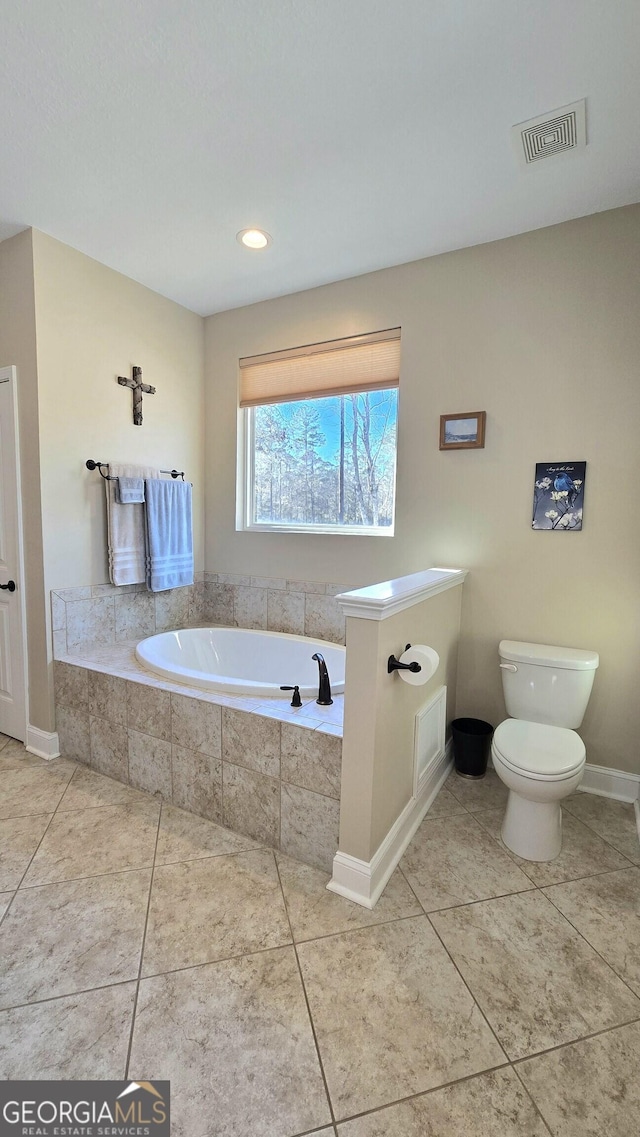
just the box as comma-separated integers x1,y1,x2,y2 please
499,640,599,671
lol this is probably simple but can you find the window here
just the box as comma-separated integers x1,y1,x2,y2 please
239,329,400,535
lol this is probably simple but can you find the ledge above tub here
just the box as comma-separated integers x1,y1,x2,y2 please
335,568,468,620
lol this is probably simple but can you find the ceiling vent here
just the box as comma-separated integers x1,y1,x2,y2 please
512,100,586,166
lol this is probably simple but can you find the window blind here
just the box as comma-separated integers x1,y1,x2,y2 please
239,327,401,408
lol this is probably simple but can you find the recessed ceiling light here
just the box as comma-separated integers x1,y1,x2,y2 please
237,228,272,249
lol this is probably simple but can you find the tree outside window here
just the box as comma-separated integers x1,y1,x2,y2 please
250,387,397,531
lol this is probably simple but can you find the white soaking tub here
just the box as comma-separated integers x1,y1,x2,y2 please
135,627,346,697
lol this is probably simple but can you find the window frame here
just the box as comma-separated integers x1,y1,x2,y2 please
237,392,398,537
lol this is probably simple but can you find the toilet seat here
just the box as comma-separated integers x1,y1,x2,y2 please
492,718,585,779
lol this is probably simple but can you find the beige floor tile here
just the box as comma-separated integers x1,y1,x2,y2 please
130,947,332,1137
474,807,630,886
0,814,52,891
0,870,151,1008
431,890,640,1059
58,765,148,811
0,983,137,1078
426,784,470,818
564,793,640,864
22,800,160,886
142,849,291,975
297,915,506,1119
277,855,421,942
517,1019,640,1137
0,740,47,772
446,768,508,813
0,762,76,820
543,867,640,995
155,803,261,865
337,1067,548,1136
0,732,11,750
0,892,13,920
400,812,532,912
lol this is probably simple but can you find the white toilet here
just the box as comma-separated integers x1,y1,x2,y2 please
492,640,599,862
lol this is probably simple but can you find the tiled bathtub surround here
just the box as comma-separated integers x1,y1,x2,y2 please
54,655,342,872
52,573,352,655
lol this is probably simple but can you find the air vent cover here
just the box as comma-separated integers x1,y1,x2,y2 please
513,100,586,166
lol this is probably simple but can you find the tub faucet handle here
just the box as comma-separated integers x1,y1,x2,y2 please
280,684,302,707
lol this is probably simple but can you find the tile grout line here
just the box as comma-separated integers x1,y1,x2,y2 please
560,797,640,864
508,1066,555,1136
421,891,639,1136
325,1062,529,1129
0,977,141,1017
424,874,640,1065
398,874,511,1069
540,880,640,1004
471,799,637,881
123,796,164,1079
0,760,79,926
293,909,432,948
273,852,338,1132
509,1012,640,1065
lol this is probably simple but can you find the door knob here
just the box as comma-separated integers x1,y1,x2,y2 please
0,580,16,592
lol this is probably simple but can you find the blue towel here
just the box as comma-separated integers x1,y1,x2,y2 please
144,479,194,592
116,476,145,504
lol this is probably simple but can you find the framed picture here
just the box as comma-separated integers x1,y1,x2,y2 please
439,411,486,450
532,461,586,530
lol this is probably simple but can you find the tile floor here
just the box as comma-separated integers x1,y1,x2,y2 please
1,738,639,1137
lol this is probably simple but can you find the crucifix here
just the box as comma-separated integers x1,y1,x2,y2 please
117,365,156,426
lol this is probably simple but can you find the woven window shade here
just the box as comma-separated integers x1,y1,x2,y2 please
239,327,401,408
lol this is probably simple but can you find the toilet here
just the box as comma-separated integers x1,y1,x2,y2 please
492,640,599,862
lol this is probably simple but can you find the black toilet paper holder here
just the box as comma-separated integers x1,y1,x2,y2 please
388,644,422,674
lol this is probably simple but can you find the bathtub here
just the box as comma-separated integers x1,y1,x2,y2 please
135,627,346,697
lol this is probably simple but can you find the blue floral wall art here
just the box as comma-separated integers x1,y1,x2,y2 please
532,461,586,530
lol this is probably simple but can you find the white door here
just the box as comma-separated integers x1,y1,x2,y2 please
0,367,27,741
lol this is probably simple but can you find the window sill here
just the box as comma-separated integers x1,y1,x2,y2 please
239,522,395,538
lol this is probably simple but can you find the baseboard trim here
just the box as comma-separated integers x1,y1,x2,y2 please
580,762,640,803
327,740,453,909
26,726,61,761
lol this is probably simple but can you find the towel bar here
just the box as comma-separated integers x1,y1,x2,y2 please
86,459,185,481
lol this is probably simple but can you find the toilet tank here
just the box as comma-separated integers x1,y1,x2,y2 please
499,640,599,728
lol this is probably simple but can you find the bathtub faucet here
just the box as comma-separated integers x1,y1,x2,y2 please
312,652,333,706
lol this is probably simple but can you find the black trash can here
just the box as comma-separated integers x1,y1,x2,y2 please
451,718,493,779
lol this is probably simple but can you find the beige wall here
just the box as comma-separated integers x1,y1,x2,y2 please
32,231,205,592
0,231,51,730
205,205,640,775
340,585,462,862
0,230,206,731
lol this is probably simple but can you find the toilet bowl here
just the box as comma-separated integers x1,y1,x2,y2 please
492,719,585,861
493,640,598,862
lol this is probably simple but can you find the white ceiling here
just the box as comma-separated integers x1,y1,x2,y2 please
1,0,639,316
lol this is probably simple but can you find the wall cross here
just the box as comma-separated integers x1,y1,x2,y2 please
117,365,156,426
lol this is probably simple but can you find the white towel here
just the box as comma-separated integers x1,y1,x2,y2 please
144,478,194,592
106,464,161,585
